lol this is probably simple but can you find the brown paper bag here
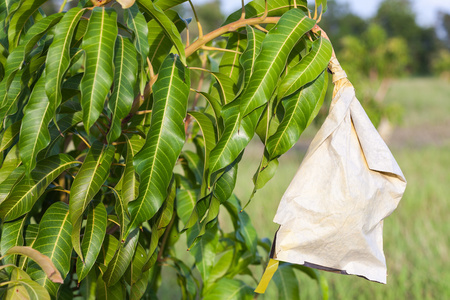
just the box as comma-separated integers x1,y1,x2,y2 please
271,57,406,284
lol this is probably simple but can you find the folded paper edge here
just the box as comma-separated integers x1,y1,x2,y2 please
350,99,406,181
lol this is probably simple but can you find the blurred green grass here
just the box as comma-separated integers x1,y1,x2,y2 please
232,77,450,299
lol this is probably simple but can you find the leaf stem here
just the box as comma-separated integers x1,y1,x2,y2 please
254,24,269,33
157,212,176,262
0,281,12,287
58,0,68,12
240,0,246,20
135,109,152,115
201,45,243,54
312,25,335,58
188,0,203,38
74,132,91,148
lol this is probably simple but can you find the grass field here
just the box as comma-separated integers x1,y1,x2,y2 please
231,77,450,299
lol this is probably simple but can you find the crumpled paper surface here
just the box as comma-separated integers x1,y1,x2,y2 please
272,57,406,284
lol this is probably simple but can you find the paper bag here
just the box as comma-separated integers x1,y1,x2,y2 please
263,57,406,288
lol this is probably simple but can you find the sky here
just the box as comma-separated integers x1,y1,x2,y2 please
194,0,450,27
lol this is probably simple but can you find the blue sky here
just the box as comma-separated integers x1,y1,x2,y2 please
195,0,450,27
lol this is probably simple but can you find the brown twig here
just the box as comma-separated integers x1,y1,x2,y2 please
157,213,176,262
312,25,336,58
185,16,280,57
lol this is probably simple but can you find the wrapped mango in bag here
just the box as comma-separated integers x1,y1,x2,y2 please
255,55,406,293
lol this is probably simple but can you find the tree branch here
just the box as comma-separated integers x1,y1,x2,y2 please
185,16,280,57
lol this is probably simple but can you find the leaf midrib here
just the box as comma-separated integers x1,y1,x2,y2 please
110,37,125,127
79,205,97,276
241,15,308,115
50,9,84,106
42,210,70,288
28,100,50,167
131,59,177,225
283,37,325,95
270,87,306,155
209,110,240,173
4,160,77,219
86,8,106,128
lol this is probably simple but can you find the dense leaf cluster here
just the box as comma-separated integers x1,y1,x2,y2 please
0,0,331,298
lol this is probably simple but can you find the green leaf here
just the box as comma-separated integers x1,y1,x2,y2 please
69,141,114,260
172,258,198,299
39,112,83,159
191,224,218,282
278,37,332,98
187,111,217,192
0,216,26,267
125,3,149,58
0,120,20,152
292,265,329,300
24,224,39,247
192,91,222,124
239,9,316,118
7,0,48,51
127,54,189,236
27,202,72,296
203,278,253,300
147,9,187,73
2,13,62,94
0,158,24,204
208,100,263,176
316,0,328,13
115,138,136,237
80,7,117,132
107,36,138,143
0,154,79,221
214,158,239,203
102,228,139,287
224,196,257,256
110,188,129,244
253,155,279,190
224,0,307,24
5,278,51,300
79,268,97,300
0,69,29,124
96,274,125,300
45,7,84,114
137,0,185,64
154,0,187,11
126,245,150,300
76,201,107,282
97,234,119,267
181,150,203,186
266,71,327,159
218,32,247,84
204,249,233,291
18,76,53,173
273,264,300,300
4,268,31,300
187,111,217,157
240,26,266,90
143,178,176,270
209,71,240,105
176,189,197,226
125,3,149,94
124,243,147,286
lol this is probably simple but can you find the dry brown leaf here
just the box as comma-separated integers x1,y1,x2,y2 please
5,246,64,284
